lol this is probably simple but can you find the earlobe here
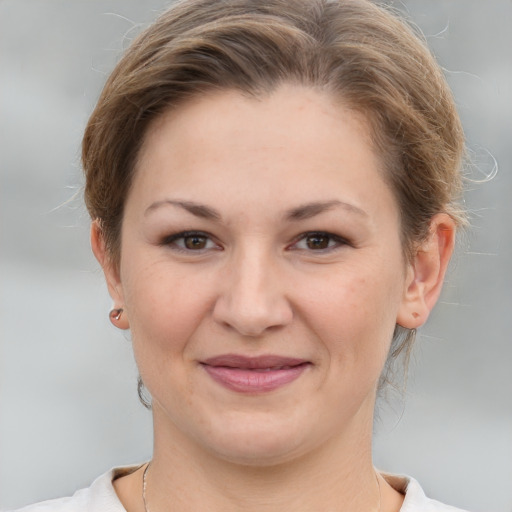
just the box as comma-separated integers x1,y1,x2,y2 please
397,214,456,329
90,221,130,330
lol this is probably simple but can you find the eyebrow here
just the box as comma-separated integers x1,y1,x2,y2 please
285,200,367,221
145,200,222,220
144,198,367,222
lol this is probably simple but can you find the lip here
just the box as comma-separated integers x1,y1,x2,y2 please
201,354,311,393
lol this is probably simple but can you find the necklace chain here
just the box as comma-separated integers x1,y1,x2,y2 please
142,461,381,512
142,463,151,512
375,472,382,512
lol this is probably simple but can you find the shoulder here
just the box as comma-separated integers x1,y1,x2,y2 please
7,466,140,512
383,473,470,512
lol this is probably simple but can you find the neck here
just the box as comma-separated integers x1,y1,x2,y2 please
147,403,380,512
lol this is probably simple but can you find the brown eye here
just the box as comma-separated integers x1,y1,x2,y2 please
290,231,347,252
184,235,208,250
305,234,331,250
162,231,218,252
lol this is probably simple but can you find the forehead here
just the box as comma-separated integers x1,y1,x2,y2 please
131,84,397,222
140,84,376,163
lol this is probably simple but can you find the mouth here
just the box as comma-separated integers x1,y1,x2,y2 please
200,355,311,393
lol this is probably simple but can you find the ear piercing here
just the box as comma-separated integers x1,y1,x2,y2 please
109,308,130,330
109,308,124,322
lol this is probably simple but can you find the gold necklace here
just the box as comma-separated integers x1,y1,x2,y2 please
142,462,381,511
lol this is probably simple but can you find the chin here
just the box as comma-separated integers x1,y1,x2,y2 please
197,411,321,467
208,436,306,467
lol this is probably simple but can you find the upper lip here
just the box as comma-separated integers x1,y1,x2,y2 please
201,354,309,370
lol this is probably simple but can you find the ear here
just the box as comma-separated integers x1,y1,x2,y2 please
397,214,456,329
90,220,130,330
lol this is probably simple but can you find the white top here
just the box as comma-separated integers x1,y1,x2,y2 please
9,466,469,511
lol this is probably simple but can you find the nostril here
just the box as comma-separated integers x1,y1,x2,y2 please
212,296,293,337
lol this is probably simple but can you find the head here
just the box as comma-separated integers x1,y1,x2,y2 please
83,0,465,454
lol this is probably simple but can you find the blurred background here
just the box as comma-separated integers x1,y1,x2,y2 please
1,1,511,510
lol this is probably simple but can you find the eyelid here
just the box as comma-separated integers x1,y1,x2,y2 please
288,231,351,252
160,230,222,252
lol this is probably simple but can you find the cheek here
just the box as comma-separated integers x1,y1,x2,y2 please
297,263,403,358
121,258,213,361
122,266,214,403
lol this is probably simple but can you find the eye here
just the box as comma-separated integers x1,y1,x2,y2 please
161,231,220,252
290,232,348,251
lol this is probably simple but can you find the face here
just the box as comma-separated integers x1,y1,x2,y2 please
101,85,421,465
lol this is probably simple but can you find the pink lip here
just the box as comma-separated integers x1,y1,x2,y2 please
201,355,310,393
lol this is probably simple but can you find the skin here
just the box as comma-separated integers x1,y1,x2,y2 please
92,84,455,511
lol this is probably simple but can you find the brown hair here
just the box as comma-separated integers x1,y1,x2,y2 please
82,0,466,388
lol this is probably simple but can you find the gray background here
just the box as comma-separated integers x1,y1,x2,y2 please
1,1,511,510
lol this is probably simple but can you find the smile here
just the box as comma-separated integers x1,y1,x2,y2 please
201,355,311,393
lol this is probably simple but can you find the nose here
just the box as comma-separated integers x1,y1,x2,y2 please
212,247,293,337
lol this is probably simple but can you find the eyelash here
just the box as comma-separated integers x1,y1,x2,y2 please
289,231,350,252
160,231,220,253
161,230,349,254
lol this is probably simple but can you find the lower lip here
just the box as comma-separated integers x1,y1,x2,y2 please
202,364,310,393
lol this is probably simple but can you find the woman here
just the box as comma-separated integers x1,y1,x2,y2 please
15,0,469,510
